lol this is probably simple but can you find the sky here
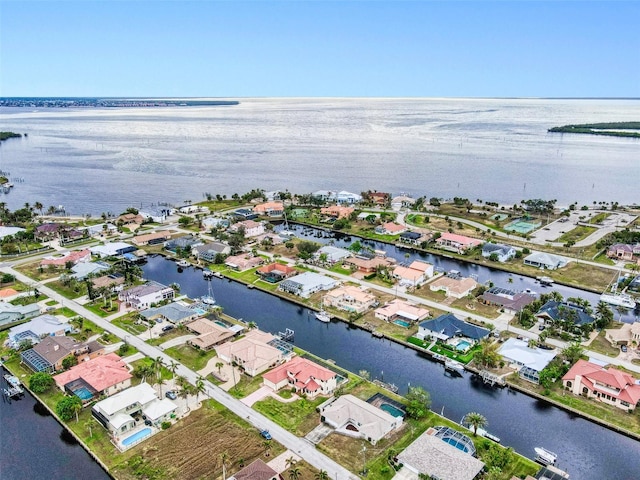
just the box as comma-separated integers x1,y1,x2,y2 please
1,1,639,98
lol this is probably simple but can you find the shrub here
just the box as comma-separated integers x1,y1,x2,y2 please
161,421,171,430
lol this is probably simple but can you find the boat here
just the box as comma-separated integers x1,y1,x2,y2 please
201,282,216,305
373,379,399,393
4,374,21,388
280,210,296,238
202,269,215,278
600,270,636,309
315,309,331,323
537,276,554,286
177,259,190,268
534,447,558,466
444,359,465,373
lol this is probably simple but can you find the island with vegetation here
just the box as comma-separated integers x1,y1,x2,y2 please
0,131,23,142
548,122,640,138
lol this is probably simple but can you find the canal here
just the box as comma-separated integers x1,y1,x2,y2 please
144,255,640,480
0,368,111,480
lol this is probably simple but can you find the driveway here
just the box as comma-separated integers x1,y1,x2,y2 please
158,334,195,350
305,423,333,444
393,466,419,480
241,385,273,407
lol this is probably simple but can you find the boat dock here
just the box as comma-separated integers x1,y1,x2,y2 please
479,370,506,387
373,379,398,393
3,373,25,400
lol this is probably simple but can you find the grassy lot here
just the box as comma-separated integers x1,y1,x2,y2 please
253,396,326,436
450,297,501,319
428,342,480,364
112,314,149,336
9,294,42,306
54,306,80,318
1,280,31,292
592,252,616,266
84,300,120,318
146,327,190,347
130,357,173,382
586,329,621,357
46,278,88,299
557,225,597,244
68,317,106,341
163,344,217,371
228,373,266,399
14,261,61,281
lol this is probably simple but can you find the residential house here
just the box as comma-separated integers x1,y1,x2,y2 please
40,249,91,268
399,231,431,246
215,330,287,377
263,356,339,399
498,338,557,384
605,322,640,347
323,285,377,314
90,242,137,258
186,318,237,350
192,241,231,262
480,287,536,314
139,206,171,223
118,282,175,310
91,274,126,293
312,190,362,204
0,226,25,240
229,459,280,480
70,261,110,280
393,260,434,287
177,204,209,215
535,301,595,329
320,205,355,219
366,191,391,206
164,234,202,252
374,299,430,324
318,394,403,445
429,272,478,299
233,208,259,220
202,217,230,230
523,252,569,270
375,222,407,235
229,220,265,238
435,233,482,254
563,359,640,411
391,195,416,210
53,353,132,402
256,263,298,283
255,232,285,246
481,243,517,262
314,245,352,265
35,223,82,242
82,223,118,237
132,231,171,246
0,302,42,329
8,314,72,348
92,383,177,435
344,255,396,274
224,254,264,271
21,336,104,373
116,213,144,225
606,243,640,261
253,201,284,217
140,302,200,325
397,426,485,480
278,272,340,298
416,313,490,342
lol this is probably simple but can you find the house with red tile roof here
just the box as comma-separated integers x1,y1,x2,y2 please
229,219,265,237
132,231,171,246
375,222,407,235
252,201,284,217
262,356,339,399
562,359,640,411
40,249,91,268
393,260,434,287
435,232,482,254
256,263,298,282
323,285,377,314
320,205,354,219
229,459,280,480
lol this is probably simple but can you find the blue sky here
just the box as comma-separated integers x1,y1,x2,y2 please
1,1,638,97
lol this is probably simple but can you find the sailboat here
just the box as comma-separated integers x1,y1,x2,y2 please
280,210,296,238
314,300,331,323
600,270,636,309
201,281,216,305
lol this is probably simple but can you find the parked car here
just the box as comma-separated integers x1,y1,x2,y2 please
538,324,546,331
165,391,178,400
162,325,174,332
260,430,272,440
621,345,628,353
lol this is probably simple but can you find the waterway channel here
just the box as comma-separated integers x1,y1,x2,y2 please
143,255,640,480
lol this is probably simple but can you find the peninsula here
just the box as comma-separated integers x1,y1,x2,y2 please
0,131,23,142
548,122,640,138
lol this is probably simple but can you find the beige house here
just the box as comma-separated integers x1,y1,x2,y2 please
429,274,477,299
605,322,640,347
186,318,236,350
323,285,377,314
215,330,285,377
132,231,171,246
393,260,434,287
374,299,430,323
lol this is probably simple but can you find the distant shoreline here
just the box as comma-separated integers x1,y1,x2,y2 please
0,98,239,108
548,122,640,138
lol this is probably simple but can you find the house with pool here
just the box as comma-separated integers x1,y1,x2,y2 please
416,313,490,351
429,272,477,299
262,356,342,399
374,299,430,326
323,285,377,314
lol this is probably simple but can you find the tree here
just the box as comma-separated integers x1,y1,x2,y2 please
595,301,614,329
62,355,78,370
263,439,272,457
195,375,206,404
473,339,501,369
84,417,98,438
285,456,298,469
288,467,301,480
562,342,584,365
29,372,54,393
462,411,487,436
168,360,179,380
315,470,329,480
405,386,431,419
216,362,224,374
56,396,83,422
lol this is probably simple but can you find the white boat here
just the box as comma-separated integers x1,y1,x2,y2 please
600,270,636,309
315,309,331,323
280,210,296,238
201,282,216,305
203,269,215,278
444,359,465,373
177,260,190,268
534,447,557,465
537,276,554,286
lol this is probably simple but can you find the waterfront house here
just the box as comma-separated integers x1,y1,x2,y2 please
21,336,104,373
92,383,177,435
0,302,42,329
35,223,82,242
118,281,175,310
140,302,199,325
498,338,557,384
416,313,490,343
391,195,416,210
252,201,284,217
232,208,258,221
262,356,339,399
224,254,264,271
314,245,352,265
323,285,377,314
177,204,209,215
374,299,430,324
229,219,265,237
164,234,202,252
399,230,432,246
562,359,640,411
278,272,340,298
115,213,144,226
397,426,484,480
202,216,230,230
91,274,125,292
320,204,355,219
229,459,280,480
375,222,407,235
480,287,536,314
318,394,403,445
255,232,285,246
82,222,118,237
435,233,482,254
393,260,434,287
40,249,91,268
8,314,72,348
429,273,478,299
365,191,391,206
53,353,132,402
343,255,396,274
139,206,171,223
481,243,516,262
523,252,569,270
605,322,640,347
89,242,137,258
535,301,595,329
0,225,25,240
132,231,171,246
256,263,298,283
312,190,362,204
192,241,231,262
70,261,110,280
215,329,287,377
186,318,237,350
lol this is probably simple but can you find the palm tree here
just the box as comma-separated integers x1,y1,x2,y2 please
168,360,179,380
72,400,82,423
288,467,301,480
220,451,229,480
463,411,488,436
195,375,206,404
34,201,43,216
314,470,329,480
84,417,98,438
247,321,257,330
263,439,272,457
285,456,298,469
151,356,165,395
215,361,224,375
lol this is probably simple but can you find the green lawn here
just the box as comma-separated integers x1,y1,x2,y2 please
253,395,327,436
428,341,480,364
163,344,217,371
9,295,41,306
46,279,88,299
84,301,119,318
227,373,266,399
557,225,597,244
112,315,149,336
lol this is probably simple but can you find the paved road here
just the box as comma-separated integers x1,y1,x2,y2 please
4,266,358,480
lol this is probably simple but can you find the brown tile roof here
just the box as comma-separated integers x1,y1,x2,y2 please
231,459,279,480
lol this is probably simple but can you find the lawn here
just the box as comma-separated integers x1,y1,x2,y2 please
586,329,621,357
9,294,42,306
14,261,61,281
84,301,120,318
227,373,265,399
112,314,149,336
46,278,88,299
253,395,327,436
557,225,597,244
163,344,217,371
428,341,480,364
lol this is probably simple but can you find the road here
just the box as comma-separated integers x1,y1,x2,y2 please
4,265,358,480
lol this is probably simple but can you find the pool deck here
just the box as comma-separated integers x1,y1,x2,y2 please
115,426,156,452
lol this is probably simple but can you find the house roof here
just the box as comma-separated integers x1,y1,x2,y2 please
536,301,595,326
140,302,196,323
93,382,157,416
120,281,172,298
53,353,132,392
187,318,235,349
193,242,229,255
224,254,264,270
215,330,281,373
482,243,514,255
9,315,71,341
257,263,297,276
71,261,110,279
429,275,478,296
41,249,90,266
92,274,125,289
563,359,640,405
31,336,103,365
133,231,171,244
316,245,352,261
524,252,568,267
280,272,338,290
393,265,424,282
378,222,405,233
375,299,429,321
481,287,535,312
419,313,490,340
325,285,375,304
253,201,284,213
498,338,557,372
142,398,177,421
90,242,136,257
400,231,422,240
230,459,279,480
263,356,336,385
438,232,482,246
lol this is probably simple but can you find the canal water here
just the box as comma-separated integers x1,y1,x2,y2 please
0,369,111,480
144,255,640,480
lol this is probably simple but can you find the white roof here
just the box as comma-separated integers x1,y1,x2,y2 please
524,252,568,266
71,261,110,279
90,242,135,257
317,246,352,261
286,272,338,290
109,412,135,429
142,398,177,421
0,226,26,240
94,383,157,416
498,338,557,372
9,315,70,340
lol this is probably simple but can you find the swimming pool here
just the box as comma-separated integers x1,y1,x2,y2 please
380,403,405,418
215,320,227,328
74,387,94,401
122,428,152,447
393,319,410,328
443,436,471,452
456,340,472,351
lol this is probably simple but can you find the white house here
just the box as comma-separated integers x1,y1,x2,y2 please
118,282,175,310
374,299,430,324
229,220,265,238
524,252,569,270
498,338,557,384
323,285,377,314
393,260,434,287
8,314,72,347
481,243,516,262
278,272,340,298
315,246,352,265
90,242,137,258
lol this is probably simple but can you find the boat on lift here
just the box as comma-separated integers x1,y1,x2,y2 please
600,270,636,309
534,447,557,466
315,308,331,323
